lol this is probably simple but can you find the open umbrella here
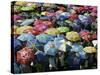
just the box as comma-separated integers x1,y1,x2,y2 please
44,28,60,36
16,26,33,34
14,38,22,52
24,28,40,35
57,27,70,33
16,47,34,65
33,24,49,32
35,50,46,62
20,19,34,26
66,31,80,42
36,33,54,44
17,33,36,48
80,30,91,42
71,43,86,59
44,41,57,56
15,1,27,6
83,46,96,53
20,6,33,11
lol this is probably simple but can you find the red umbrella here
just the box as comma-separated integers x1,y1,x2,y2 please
16,47,34,65
80,30,91,42
24,28,40,35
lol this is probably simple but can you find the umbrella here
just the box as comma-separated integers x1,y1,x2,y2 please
44,41,57,56
57,27,70,33
13,5,22,12
66,31,80,42
16,47,34,65
17,33,37,48
34,24,49,32
80,30,91,42
14,38,22,53
44,28,60,36
24,28,40,35
13,15,22,22
71,43,86,59
36,33,54,44
40,16,50,20
35,50,46,62
20,19,34,26
15,1,27,6
43,21,53,27
20,6,34,11
58,12,70,20
41,11,47,16
16,26,33,34
83,46,96,53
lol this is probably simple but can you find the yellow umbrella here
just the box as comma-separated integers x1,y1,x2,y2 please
44,28,60,36
66,31,80,42
16,26,33,34
15,1,27,6
83,46,96,53
41,11,47,16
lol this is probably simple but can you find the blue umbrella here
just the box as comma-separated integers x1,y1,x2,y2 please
71,43,86,59
17,33,36,48
54,35,64,45
20,19,34,26
40,16,50,20
36,33,54,44
14,38,22,53
44,41,57,56
35,50,46,61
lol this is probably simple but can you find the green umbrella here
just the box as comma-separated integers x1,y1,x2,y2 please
21,6,34,11
57,27,70,33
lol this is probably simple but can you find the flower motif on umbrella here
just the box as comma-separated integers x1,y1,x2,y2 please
16,47,34,65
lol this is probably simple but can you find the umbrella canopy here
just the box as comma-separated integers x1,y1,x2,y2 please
35,50,46,61
44,41,57,56
20,6,34,11
83,46,96,53
66,31,80,42
57,27,70,33
15,1,27,6
80,30,91,42
16,26,33,34
71,43,86,59
16,47,34,65
17,33,36,48
33,24,49,32
44,28,60,36
24,28,40,35
14,38,22,53
36,33,54,44
20,19,34,26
